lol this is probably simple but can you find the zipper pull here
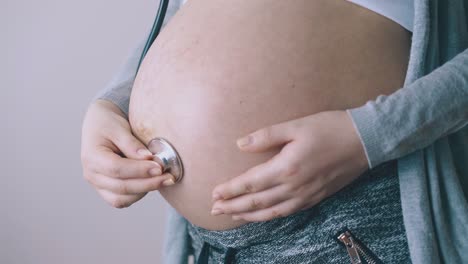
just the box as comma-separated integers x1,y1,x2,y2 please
338,231,362,264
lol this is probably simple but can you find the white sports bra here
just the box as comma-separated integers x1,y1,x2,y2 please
178,0,414,32
347,0,414,32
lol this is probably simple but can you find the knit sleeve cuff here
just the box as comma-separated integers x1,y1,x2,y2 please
346,107,383,169
92,79,133,117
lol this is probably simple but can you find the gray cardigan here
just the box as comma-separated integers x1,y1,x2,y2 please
93,0,468,263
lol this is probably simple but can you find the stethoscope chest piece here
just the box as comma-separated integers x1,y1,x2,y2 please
147,137,184,183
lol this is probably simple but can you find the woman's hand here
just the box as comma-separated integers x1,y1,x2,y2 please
81,99,176,209
210,110,369,222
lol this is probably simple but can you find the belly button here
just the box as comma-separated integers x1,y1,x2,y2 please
147,137,184,183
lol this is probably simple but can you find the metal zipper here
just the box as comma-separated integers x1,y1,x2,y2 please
336,228,383,264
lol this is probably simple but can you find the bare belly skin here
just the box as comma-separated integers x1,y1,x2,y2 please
128,0,411,230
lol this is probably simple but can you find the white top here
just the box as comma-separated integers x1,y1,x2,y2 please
347,0,414,32
179,0,414,32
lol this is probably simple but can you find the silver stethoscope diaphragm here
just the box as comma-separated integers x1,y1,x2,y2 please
147,137,184,183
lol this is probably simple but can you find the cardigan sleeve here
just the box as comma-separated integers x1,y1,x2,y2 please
92,33,147,116
92,0,184,116
347,48,468,169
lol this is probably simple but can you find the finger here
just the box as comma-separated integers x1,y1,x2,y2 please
109,126,154,160
90,172,176,195
211,157,283,201
90,149,163,179
97,188,147,209
211,184,291,215
231,198,303,222
236,120,295,152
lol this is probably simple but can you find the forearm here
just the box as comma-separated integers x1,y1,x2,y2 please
347,48,468,169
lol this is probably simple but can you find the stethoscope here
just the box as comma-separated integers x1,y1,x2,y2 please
135,0,185,183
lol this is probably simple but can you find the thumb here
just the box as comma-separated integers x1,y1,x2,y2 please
236,122,293,152
111,131,154,160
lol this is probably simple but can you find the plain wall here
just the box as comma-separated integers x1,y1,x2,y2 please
2,1,171,263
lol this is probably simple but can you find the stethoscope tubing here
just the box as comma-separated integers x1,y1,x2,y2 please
136,0,170,71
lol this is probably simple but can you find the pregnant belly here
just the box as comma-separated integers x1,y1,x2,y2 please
128,0,411,230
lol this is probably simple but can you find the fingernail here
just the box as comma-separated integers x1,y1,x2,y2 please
237,135,252,147
211,208,223,216
149,167,162,176
138,148,152,157
232,215,242,220
212,192,222,201
162,178,175,186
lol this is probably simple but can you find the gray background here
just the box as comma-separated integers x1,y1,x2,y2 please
2,0,171,263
